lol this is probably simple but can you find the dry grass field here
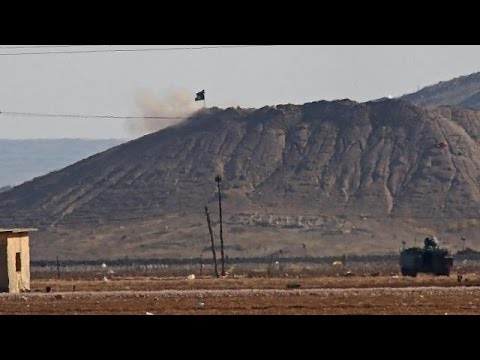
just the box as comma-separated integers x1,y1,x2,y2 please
1,274,480,315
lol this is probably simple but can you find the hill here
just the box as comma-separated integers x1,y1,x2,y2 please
1,100,480,260
402,72,480,110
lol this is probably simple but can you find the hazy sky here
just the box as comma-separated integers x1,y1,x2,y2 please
1,45,480,140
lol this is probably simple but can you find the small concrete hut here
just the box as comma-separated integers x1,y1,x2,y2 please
0,228,36,293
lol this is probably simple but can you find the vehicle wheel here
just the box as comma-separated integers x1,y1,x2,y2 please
401,268,417,277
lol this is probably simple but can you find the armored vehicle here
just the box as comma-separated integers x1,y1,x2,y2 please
400,237,453,277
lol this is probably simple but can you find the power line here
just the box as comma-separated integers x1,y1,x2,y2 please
0,45,278,56
0,111,186,120
0,45,103,50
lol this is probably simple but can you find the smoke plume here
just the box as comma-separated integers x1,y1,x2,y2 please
127,88,200,137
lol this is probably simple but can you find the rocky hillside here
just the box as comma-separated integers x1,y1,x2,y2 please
2,100,480,260
402,72,480,110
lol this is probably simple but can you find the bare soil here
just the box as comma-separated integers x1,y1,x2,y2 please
1,275,480,315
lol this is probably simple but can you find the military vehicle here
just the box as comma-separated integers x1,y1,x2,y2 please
400,237,453,277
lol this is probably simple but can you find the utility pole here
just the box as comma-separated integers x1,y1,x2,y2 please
215,175,226,277
205,207,219,278
56,256,61,279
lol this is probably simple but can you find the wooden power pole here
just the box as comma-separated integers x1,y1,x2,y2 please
215,175,226,277
56,256,61,279
205,207,219,278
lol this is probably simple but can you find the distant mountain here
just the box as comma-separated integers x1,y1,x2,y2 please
0,186,12,194
402,72,480,110
0,139,125,188
2,101,480,260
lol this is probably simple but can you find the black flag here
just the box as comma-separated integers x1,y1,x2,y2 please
195,90,205,102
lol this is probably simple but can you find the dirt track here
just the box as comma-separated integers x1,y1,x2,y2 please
1,287,480,315
1,276,480,314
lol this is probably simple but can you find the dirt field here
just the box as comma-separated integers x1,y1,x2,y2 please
1,275,480,314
